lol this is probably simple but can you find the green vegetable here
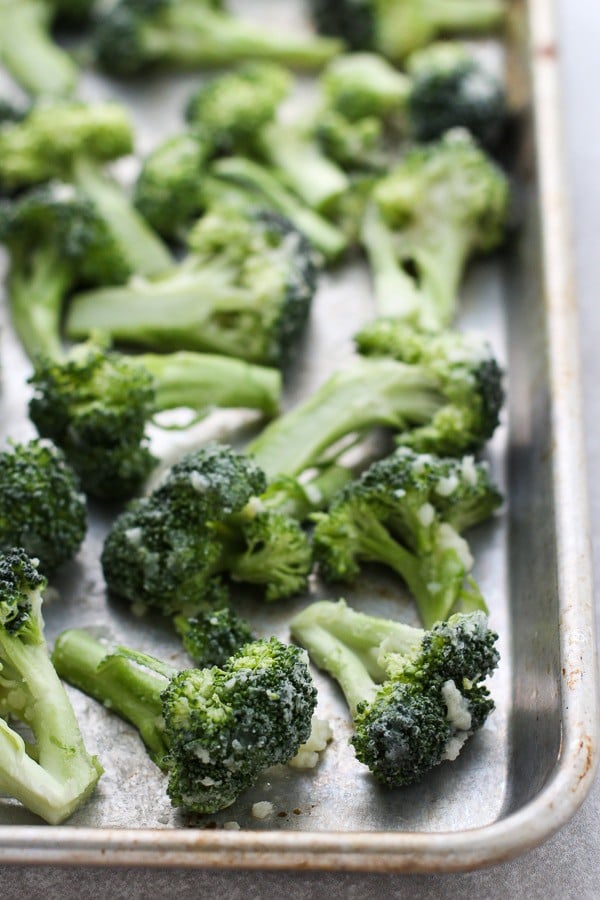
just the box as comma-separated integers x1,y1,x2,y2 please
174,609,256,669
291,599,498,785
52,629,316,813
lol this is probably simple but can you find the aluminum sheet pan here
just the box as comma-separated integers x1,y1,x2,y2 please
0,0,597,872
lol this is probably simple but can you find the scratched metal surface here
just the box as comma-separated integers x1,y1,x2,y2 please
0,0,595,872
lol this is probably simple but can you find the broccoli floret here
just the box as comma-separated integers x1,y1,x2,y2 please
174,609,255,668
309,0,504,61
356,319,504,456
0,440,86,573
248,322,503,480
185,62,292,155
66,208,317,367
0,1,93,98
0,102,173,277
291,599,498,785
94,0,342,76
101,444,313,615
0,183,131,360
28,339,282,499
361,130,509,328
312,448,501,626
0,548,102,823
320,53,410,123
313,111,385,174
406,42,506,146
53,628,316,813
211,157,348,262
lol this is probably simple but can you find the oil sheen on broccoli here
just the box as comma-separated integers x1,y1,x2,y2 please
52,629,316,813
291,599,498,786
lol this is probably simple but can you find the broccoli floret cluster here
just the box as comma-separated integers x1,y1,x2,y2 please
0,548,102,823
0,440,86,573
313,447,501,626
175,609,256,669
101,444,313,615
53,628,316,813
291,600,498,786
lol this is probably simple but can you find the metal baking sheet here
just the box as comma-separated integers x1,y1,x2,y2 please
0,0,597,872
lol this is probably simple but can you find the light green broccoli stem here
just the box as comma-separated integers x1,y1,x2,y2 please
8,252,69,361
73,159,173,277
262,124,349,212
140,351,281,419
263,465,355,521
52,629,172,764
247,358,443,479
212,157,348,262
0,0,77,98
430,0,505,32
141,6,343,69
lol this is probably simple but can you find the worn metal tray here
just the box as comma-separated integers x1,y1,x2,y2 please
0,0,597,873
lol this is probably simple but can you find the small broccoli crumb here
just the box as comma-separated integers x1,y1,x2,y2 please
252,801,274,819
288,717,333,769
223,821,240,830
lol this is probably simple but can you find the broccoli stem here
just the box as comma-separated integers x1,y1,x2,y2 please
0,0,77,98
264,464,354,521
140,352,281,419
431,0,505,32
262,124,349,212
66,270,282,364
8,250,70,360
247,358,443,479
212,158,348,262
73,159,173,278
52,629,171,765
140,6,342,69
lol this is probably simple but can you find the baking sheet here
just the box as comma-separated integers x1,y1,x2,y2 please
0,0,596,871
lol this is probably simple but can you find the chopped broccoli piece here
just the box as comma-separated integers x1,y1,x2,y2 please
0,548,102,823
101,444,313,615
0,440,86,573
28,340,282,500
175,609,256,669
309,0,505,61
0,183,131,361
321,52,410,123
248,321,503,480
53,628,316,813
291,599,498,785
312,448,501,626
66,208,317,367
0,1,93,98
406,42,506,146
361,130,509,328
94,0,342,76
0,102,173,277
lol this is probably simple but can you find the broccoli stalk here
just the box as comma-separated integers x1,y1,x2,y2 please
0,1,87,98
65,208,318,367
361,131,509,329
291,600,498,786
247,322,504,480
53,628,316,813
29,341,282,500
0,549,102,824
310,0,504,61
94,0,343,76
312,447,501,626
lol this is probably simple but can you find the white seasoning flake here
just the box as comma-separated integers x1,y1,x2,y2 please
251,801,274,819
223,821,240,831
417,503,435,527
435,474,459,497
460,455,478,486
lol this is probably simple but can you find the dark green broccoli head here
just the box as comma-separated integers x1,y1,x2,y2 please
0,182,131,286
163,637,316,812
313,448,501,625
0,101,134,192
185,63,291,154
356,320,504,455
174,608,255,668
407,42,506,146
0,97,28,125
134,131,209,239
0,441,86,574
309,0,374,52
28,341,157,500
52,0,96,23
0,547,46,639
